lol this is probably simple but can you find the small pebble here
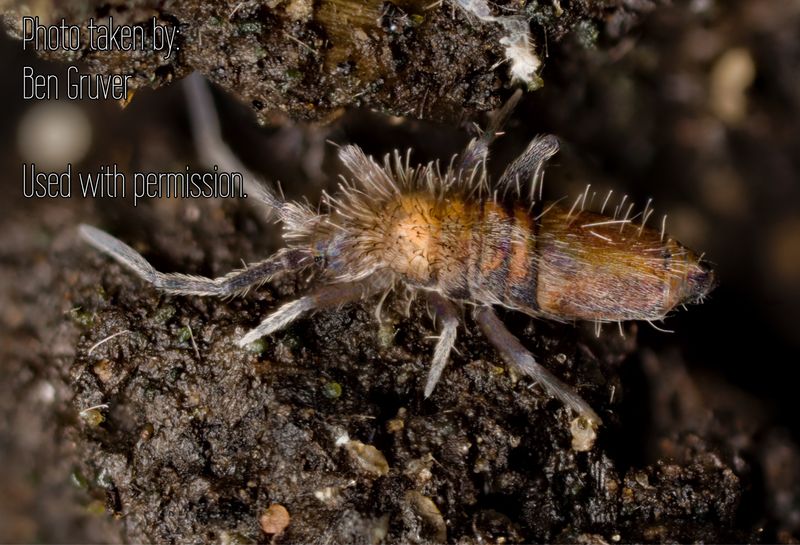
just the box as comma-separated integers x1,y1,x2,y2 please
260,503,290,535
346,440,389,476
570,415,598,452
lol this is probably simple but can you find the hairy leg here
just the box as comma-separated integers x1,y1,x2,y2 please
80,224,312,297
497,134,559,202
237,277,388,346
423,292,460,397
474,306,601,427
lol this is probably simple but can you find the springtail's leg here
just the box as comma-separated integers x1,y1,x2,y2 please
497,134,560,202
474,306,602,427
80,224,312,297
423,292,460,398
237,277,389,347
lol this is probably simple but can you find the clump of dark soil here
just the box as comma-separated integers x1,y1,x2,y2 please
3,0,658,123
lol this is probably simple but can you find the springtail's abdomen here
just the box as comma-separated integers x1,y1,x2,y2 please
532,207,715,322
375,194,715,324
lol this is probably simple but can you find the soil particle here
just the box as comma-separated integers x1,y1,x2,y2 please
260,503,291,535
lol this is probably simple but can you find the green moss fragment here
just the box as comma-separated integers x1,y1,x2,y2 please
177,326,192,343
574,20,599,49
70,469,89,489
237,21,263,34
86,500,106,516
71,307,95,327
154,304,176,323
377,323,396,349
323,381,343,399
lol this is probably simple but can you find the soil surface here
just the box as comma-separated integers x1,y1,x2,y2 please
2,0,800,544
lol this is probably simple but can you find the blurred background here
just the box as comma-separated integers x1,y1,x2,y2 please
1,0,799,541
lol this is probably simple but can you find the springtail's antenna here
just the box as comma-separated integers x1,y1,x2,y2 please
183,72,285,217
455,89,523,174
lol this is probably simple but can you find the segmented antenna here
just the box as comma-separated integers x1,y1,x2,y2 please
498,134,559,203
183,72,285,217
456,89,523,174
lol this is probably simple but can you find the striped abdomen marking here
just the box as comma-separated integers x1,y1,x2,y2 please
467,201,541,312
380,194,534,302
449,201,707,322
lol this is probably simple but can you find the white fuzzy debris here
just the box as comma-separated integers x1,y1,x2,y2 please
452,0,542,88
500,36,541,86
79,403,109,416
313,480,357,506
